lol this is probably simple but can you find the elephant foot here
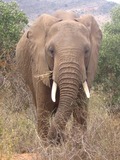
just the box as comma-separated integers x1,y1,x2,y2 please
48,126,65,145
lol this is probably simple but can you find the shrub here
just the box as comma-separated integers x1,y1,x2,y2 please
96,5,120,108
0,0,28,73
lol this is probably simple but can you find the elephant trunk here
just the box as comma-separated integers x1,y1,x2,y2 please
49,53,90,142
56,61,80,126
58,62,80,103
49,59,81,141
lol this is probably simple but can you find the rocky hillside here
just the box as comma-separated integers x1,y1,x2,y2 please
4,0,117,20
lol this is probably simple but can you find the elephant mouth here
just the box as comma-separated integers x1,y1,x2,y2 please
51,80,90,102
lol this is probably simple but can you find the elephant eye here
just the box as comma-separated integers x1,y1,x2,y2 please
48,46,54,58
84,46,90,56
85,49,89,54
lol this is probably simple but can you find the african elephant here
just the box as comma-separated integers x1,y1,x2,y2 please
16,10,102,143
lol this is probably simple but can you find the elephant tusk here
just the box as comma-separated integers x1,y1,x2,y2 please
51,81,57,102
82,81,90,98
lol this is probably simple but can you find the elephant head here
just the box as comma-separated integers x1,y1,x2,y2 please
16,11,102,143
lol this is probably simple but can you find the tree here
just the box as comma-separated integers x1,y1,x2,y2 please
96,5,120,108
0,0,28,73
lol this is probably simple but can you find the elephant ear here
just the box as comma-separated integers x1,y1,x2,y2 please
26,14,58,87
79,15,102,89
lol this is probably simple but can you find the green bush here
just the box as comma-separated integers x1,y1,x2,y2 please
0,0,28,73
96,5,120,108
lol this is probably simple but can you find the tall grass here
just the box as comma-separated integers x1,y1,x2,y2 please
0,77,120,160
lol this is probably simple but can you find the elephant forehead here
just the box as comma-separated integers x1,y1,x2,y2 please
48,21,89,36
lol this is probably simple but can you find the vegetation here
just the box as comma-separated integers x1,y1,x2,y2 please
0,83,120,159
96,5,120,110
0,1,120,160
0,0,28,73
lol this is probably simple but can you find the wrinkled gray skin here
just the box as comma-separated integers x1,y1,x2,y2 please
16,10,102,143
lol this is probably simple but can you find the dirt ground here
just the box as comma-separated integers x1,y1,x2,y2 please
1,153,42,160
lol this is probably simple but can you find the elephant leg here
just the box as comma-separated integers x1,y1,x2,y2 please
72,105,88,159
73,105,88,131
35,82,55,140
48,105,73,144
37,106,51,139
73,90,88,132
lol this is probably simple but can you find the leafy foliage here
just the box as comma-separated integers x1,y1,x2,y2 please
0,0,28,73
96,5,120,107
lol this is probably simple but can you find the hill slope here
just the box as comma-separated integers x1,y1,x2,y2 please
3,0,117,20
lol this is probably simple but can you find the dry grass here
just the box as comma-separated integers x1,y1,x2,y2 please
0,75,120,160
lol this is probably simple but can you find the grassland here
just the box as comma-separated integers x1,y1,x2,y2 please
0,77,120,160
